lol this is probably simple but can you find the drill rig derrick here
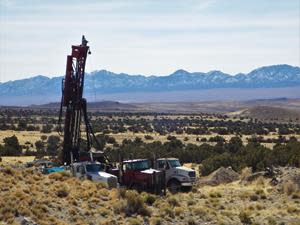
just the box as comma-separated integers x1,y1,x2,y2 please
59,36,96,165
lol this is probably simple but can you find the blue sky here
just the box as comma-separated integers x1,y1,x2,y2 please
0,0,299,82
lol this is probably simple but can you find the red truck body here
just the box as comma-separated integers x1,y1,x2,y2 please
119,159,165,194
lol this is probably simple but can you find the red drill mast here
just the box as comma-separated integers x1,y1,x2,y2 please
59,36,92,165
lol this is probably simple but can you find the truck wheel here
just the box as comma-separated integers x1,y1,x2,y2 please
168,180,181,194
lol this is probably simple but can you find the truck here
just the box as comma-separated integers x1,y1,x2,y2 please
155,158,196,193
71,161,118,189
118,159,166,194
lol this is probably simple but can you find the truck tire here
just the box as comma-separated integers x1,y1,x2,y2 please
168,179,181,194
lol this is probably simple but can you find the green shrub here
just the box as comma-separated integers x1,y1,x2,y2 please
160,204,174,218
127,217,141,225
193,206,206,217
118,188,127,199
3,166,14,175
150,217,162,225
142,193,157,205
56,185,69,198
239,211,252,224
209,191,222,198
283,181,298,195
187,218,197,225
250,194,259,201
144,135,154,140
167,196,179,206
125,190,150,216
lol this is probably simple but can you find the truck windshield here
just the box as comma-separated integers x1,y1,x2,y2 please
86,164,104,172
169,160,181,168
130,160,150,171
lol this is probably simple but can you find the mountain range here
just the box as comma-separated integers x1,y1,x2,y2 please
0,64,300,105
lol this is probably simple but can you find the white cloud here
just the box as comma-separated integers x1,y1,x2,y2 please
0,0,299,82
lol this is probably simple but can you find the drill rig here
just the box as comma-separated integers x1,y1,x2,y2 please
59,36,105,165
57,37,165,193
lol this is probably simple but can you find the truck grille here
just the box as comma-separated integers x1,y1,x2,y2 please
188,171,196,178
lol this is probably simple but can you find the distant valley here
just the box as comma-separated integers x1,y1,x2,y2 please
3,98,300,123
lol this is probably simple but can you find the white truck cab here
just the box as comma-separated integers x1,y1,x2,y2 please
71,161,118,189
155,158,196,193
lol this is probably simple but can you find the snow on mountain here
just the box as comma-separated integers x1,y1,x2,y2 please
0,64,299,97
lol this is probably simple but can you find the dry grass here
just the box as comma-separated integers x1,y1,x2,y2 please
0,163,299,224
241,167,252,180
0,130,58,147
1,156,35,163
283,181,299,195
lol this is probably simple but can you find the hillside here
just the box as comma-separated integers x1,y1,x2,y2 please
241,106,300,122
20,98,300,116
0,162,299,225
31,101,137,112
